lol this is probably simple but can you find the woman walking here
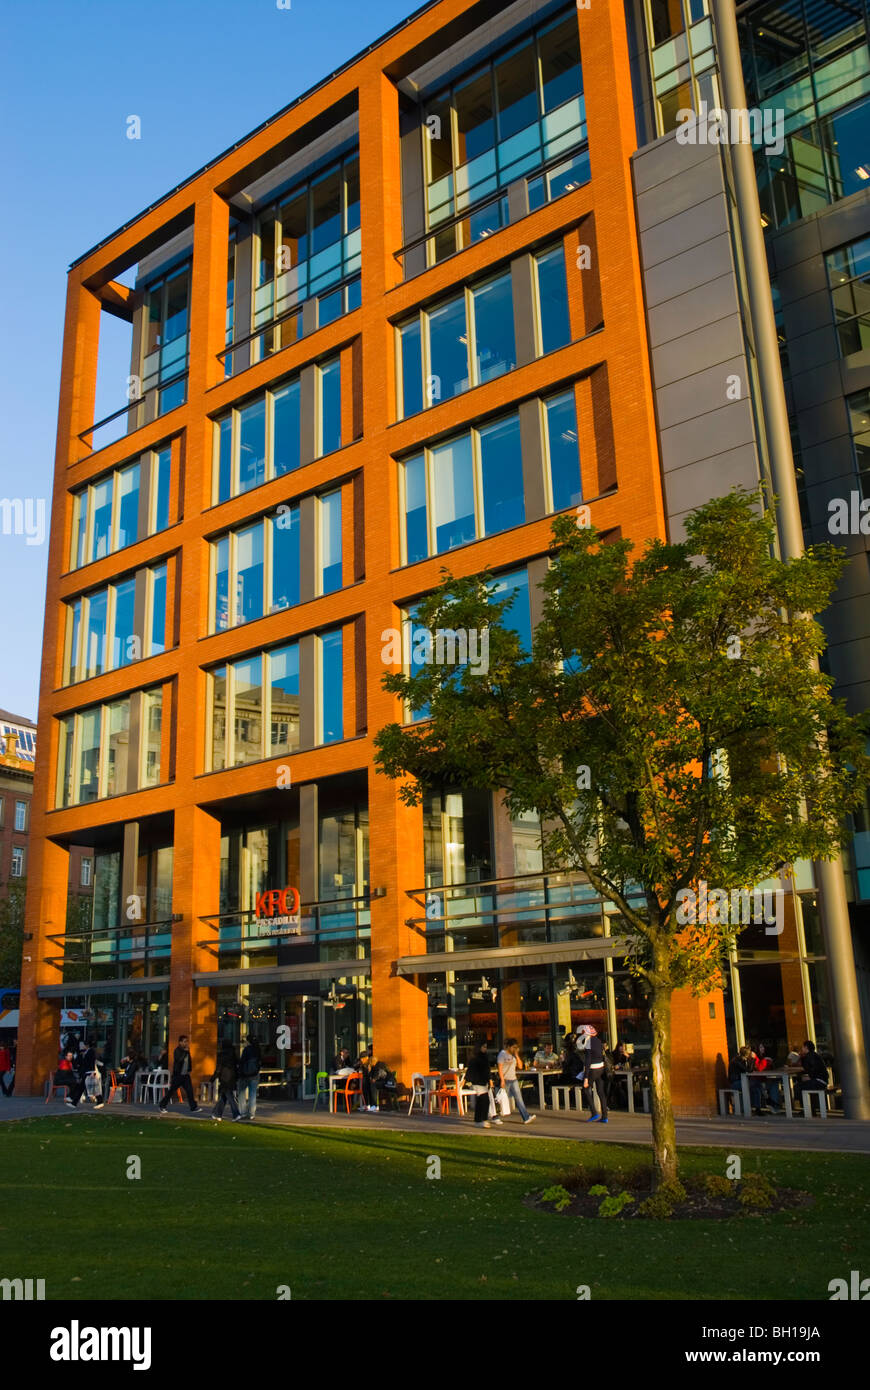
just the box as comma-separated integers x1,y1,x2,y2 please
580,1025,608,1123
212,1041,242,1122
466,1043,496,1128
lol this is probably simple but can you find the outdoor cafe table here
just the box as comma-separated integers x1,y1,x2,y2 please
739,1068,801,1119
256,1069,285,1093
516,1067,559,1112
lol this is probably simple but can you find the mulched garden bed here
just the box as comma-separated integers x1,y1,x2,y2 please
524,1168,813,1220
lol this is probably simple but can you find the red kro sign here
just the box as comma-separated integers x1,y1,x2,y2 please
254,886,301,918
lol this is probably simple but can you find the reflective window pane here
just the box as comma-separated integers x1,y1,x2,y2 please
399,317,424,418
312,169,342,254
84,590,108,677
403,453,428,564
539,14,583,112
489,568,532,653
536,245,571,354
105,699,130,797
216,415,233,502
113,578,136,668
269,644,300,757
74,490,89,568
152,447,171,533
77,709,102,804
472,274,516,385
213,535,229,632
150,563,167,656
141,689,162,787
479,415,525,536
496,40,539,141
233,656,263,765
238,398,267,495
212,666,227,771
92,478,113,561
235,523,265,625
428,296,469,403
455,69,495,165
545,391,582,511
273,379,301,477
320,630,343,744
319,490,342,595
431,433,475,553
270,506,300,612
319,359,342,456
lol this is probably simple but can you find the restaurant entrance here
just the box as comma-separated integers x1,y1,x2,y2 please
278,995,326,1099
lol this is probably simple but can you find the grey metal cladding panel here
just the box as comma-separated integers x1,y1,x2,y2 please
659,399,756,473
639,192,730,271
635,158,726,231
815,191,870,254
824,593,870,647
649,313,746,387
768,217,823,273
841,360,870,395
643,232,735,309
789,360,851,411
631,131,719,197
655,354,748,431
664,444,762,522
774,255,829,306
782,287,836,342
794,396,851,451
647,272,741,347
786,323,840,376
801,436,861,488
827,634,870,692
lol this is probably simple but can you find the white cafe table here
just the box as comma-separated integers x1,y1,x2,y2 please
740,1068,800,1119
516,1067,558,1112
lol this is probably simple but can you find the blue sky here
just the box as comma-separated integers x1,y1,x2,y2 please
0,0,416,719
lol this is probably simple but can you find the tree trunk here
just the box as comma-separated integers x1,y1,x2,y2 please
649,977,678,1189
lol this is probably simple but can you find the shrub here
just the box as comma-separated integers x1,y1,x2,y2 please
738,1173,774,1210
588,1184,609,1197
637,1192,675,1220
598,1191,634,1218
540,1184,573,1212
703,1174,733,1199
657,1178,687,1205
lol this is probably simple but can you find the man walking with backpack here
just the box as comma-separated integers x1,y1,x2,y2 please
158,1034,200,1114
238,1035,261,1119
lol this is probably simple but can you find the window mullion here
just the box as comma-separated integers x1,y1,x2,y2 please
472,427,484,540
263,649,271,762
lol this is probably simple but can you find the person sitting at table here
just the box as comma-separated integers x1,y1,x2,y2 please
333,1048,353,1075
533,1041,559,1069
752,1041,781,1113
793,1040,829,1111
612,1042,631,1067
355,1047,380,1111
728,1044,762,1113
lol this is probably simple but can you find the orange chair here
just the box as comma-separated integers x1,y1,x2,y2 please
106,1070,134,1104
433,1071,463,1115
334,1071,364,1113
45,1074,72,1103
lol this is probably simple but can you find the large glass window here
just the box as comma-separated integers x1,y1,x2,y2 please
432,434,476,554
397,270,516,418
141,262,190,410
422,10,587,264
271,507,301,613
57,689,160,808
250,151,361,363
848,389,870,495
236,524,265,626
63,561,169,684
826,233,870,356
214,362,339,503
208,642,311,769
70,446,173,570
478,415,525,536
488,567,532,654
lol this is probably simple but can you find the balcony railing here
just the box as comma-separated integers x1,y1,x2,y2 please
405,869,644,954
45,918,175,981
198,890,371,967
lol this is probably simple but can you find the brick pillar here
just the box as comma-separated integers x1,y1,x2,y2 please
170,805,222,1088
670,987,729,1115
17,838,70,1094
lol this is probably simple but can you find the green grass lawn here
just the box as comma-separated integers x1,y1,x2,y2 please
1,1116,869,1300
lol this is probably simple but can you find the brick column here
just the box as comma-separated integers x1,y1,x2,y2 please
17,838,70,1094
670,987,729,1115
170,805,222,1086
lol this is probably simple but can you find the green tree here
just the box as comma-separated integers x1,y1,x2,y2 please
375,491,869,1187
0,878,27,986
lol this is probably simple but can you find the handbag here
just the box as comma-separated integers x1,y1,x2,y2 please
494,1086,511,1117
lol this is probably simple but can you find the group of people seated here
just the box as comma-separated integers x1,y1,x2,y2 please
332,1046,397,1110
728,1039,831,1114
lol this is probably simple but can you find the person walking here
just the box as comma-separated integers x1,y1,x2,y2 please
158,1034,200,1114
497,1038,535,1124
237,1035,262,1119
64,1042,103,1109
211,1041,242,1121
466,1043,495,1127
0,1042,12,1097
580,1025,609,1123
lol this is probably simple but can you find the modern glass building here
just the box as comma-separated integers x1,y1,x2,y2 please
15,0,870,1111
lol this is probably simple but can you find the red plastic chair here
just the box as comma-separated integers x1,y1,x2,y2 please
434,1071,463,1115
107,1070,133,1104
45,1075,72,1103
334,1072,364,1113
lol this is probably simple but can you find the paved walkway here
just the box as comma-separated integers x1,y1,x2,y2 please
4,1095,870,1153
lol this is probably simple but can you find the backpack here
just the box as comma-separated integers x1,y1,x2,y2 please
240,1052,259,1079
